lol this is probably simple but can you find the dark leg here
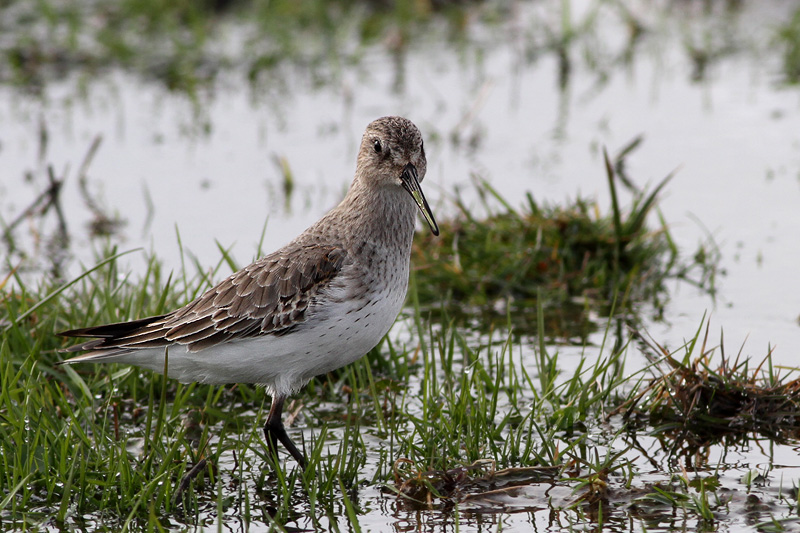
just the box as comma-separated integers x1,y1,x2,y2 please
263,395,307,470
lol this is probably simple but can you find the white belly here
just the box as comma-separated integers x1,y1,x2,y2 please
114,276,408,397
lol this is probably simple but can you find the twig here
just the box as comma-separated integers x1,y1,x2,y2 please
172,458,209,507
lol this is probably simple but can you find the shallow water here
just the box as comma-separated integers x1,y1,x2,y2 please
3,0,800,530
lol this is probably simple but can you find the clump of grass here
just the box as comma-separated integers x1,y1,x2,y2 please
620,320,800,447
381,297,636,513
412,149,716,337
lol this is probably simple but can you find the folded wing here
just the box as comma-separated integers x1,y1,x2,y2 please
59,243,348,360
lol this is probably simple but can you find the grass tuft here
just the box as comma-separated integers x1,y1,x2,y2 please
619,320,800,448
411,149,719,340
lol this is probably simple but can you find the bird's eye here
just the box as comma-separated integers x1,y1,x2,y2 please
373,140,382,153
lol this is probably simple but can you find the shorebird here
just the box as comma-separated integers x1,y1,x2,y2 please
58,116,439,470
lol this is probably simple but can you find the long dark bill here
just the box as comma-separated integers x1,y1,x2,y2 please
400,163,439,236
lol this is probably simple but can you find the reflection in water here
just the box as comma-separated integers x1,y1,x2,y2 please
2,166,69,281
2,130,125,283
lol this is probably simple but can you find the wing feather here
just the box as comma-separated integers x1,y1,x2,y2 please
59,243,348,357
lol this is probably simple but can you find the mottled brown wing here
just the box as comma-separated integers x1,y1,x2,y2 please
61,243,347,354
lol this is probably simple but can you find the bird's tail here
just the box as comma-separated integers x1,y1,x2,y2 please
57,315,169,364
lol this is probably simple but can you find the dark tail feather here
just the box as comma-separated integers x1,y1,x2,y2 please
59,315,168,340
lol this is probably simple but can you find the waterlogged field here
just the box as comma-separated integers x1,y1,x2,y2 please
2,0,800,531
4,258,799,531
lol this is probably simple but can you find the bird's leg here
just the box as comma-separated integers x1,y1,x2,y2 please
264,395,307,470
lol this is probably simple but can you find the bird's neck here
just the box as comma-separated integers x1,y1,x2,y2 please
333,179,417,251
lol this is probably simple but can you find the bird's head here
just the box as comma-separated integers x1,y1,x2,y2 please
357,116,439,236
